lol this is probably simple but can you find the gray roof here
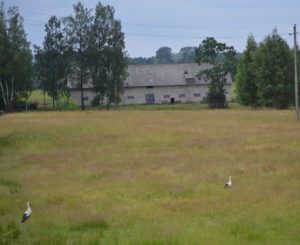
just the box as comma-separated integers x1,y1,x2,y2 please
68,63,232,89
125,63,212,87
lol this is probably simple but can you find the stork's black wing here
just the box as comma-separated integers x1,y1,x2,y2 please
21,213,30,223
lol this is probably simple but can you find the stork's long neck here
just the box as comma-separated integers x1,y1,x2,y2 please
27,202,30,209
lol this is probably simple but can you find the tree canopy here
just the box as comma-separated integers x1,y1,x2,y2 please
34,16,67,108
235,34,258,108
155,47,173,64
128,46,197,64
0,2,33,111
235,30,294,109
195,37,236,108
88,2,127,109
34,1,128,110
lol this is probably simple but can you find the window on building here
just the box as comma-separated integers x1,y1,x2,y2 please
179,94,185,98
146,86,153,89
186,78,194,83
163,95,170,98
83,96,89,101
194,93,201,97
127,96,135,100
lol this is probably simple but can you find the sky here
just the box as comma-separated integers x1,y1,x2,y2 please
4,0,300,57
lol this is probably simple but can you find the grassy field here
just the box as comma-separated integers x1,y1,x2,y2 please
0,109,300,244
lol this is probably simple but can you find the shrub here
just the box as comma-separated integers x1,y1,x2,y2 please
14,101,38,111
54,99,78,111
91,94,102,107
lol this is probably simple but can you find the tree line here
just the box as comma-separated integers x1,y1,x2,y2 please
34,1,127,111
235,30,298,109
196,30,299,109
0,1,127,111
128,46,196,64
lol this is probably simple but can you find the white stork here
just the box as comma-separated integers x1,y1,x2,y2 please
224,176,232,188
21,202,32,223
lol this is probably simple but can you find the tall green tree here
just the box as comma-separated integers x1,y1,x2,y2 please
0,4,32,112
195,37,236,108
34,16,67,108
175,47,196,63
88,2,127,110
235,34,259,108
155,47,173,64
254,29,293,109
64,2,92,110
0,1,8,110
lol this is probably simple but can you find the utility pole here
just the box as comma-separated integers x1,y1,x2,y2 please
293,24,299,122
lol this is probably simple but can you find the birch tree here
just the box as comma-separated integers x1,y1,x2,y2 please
64,2,92,110
89,2,127,109
34,16,67,108
0,4,32,111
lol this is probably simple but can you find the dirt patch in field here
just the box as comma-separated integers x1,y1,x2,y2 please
183,137,235,148
243,144,280,152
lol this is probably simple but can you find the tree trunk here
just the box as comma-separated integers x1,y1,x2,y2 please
106,98,110,111
80,69,85,111
5,80,11,112
10,77,14,112
43,91,46,109
0,80,8,110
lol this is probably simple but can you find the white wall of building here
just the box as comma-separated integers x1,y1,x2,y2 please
69,84,232,106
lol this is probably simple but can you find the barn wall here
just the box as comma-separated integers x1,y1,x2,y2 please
69,84,232,106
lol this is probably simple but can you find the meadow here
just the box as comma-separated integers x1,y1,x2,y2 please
0,109,300,244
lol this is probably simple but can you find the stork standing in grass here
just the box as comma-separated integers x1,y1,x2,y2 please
224,176,232,188
21,202,32,223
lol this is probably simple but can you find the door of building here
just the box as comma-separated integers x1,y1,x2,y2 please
145,94,155,104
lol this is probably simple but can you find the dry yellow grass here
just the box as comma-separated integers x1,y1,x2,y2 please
0,109,300,244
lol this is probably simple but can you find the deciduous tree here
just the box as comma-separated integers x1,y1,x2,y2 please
254,29,293,109
0,4,32,112
34,16,67,108
89,2,127,110
235,34,259,108
155,47,173,64
195,37,236,108
64,2,92,110
0,1,8,110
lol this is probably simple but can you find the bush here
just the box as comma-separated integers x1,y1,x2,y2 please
54,99,78,111
14,101,38,111
91,94,102,107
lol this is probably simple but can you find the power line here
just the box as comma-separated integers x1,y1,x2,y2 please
19,9,294,42
20,9,296,32
21,9,55,17
23,20,290,40
125,32,263,39
123,22,292,31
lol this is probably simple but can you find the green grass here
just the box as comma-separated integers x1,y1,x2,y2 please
0,110,300,244
27,90,78,110
28,90,52,107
